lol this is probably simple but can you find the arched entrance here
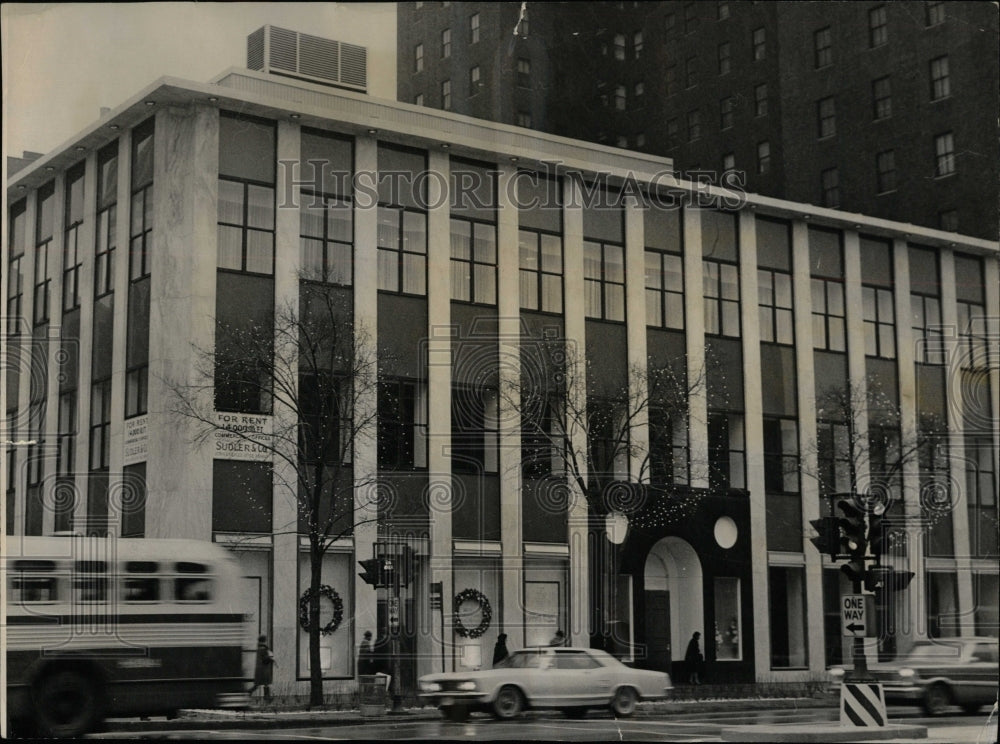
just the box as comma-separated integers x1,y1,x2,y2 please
643,537,703,673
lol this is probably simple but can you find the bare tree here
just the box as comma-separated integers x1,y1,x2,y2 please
805,377,943,515
504,336,714,516
168,283,379,706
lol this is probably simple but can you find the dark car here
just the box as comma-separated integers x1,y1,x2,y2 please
830,637,999,716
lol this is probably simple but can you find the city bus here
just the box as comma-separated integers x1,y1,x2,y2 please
4,535,251,737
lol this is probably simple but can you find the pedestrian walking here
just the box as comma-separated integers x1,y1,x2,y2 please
358,630,375,675
684,631,703,685
249,635,275,699
549,629,566,646
492,632,510,666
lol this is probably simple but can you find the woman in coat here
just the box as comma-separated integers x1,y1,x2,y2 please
684,631,703,684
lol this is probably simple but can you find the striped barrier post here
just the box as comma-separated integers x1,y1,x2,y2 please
840,682,887,727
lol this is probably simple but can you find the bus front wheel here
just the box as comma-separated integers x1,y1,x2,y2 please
33,669,101,738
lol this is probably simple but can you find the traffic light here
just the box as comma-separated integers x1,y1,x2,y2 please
865,565,890,592
889,569,915,592
836,497,868,587
836,497,867,557
358,557,383,586
867,510,886,556
809,516,841,559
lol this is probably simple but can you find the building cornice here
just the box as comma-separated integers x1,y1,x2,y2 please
7,69,998,257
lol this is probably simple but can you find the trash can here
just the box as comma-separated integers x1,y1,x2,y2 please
359,674,387,717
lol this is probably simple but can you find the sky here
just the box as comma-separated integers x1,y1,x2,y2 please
2,2,397,158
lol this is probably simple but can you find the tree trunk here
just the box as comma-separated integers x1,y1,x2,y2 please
308,538,324,707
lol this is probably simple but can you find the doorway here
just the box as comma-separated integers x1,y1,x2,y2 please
643,537,704,668
644,590,671,673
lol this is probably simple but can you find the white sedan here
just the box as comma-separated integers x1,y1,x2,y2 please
418,646,672,721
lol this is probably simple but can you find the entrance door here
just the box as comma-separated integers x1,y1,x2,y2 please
645,590,671,673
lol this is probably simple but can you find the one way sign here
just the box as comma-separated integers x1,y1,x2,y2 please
842,594,867,637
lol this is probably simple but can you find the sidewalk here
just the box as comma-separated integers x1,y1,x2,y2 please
105,688,838,733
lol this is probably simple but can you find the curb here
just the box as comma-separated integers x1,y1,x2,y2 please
105,697,836,732
720,723,928,742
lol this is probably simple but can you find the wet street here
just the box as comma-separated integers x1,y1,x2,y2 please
90,705,995,742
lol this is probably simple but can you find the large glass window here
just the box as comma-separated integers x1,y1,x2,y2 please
95,142,118,299
909,246,943,365
708,412,745,490
300,133,353,286
63,162,85,312
7,200,27,333
863,286,895,358
89,379,112,471
378,379,427,469
34,182,55,325
714,578,742,660
758,269,793,344
130,119,155,281
584,241,625,321
645,250,684,329
450,219,496,303
812,279,845,351
441,28,451,58
519,229,562,313
451,386,498,473
703,261,739,337
217,114,275,275
769,566,808,668
377,145,427,296
763,417,799,493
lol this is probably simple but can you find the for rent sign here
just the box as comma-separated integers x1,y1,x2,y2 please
213,413,273,461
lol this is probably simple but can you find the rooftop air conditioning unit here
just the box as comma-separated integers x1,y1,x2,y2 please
247,25,367,93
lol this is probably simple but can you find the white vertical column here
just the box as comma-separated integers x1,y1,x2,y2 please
352,135,380,651
72,153,98,532
983,253,1000,567
109,131,132,531
624,197,648,481
939,249,974,636
12,194,38,536
42,173,65,535
271,119,302,688
145,104,218,540
843,230,871,474
738,210,770,678
425,150,453,671
496,164,523,637
682,207,708,489
893,239,923,639
793,219,825,672
562,176,589,646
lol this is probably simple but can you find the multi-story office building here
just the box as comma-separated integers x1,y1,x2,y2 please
397,1,1000,240
4,43,998,696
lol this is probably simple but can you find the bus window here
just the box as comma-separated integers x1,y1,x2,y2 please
122,577,160,602
74,576,108,603
11,576,58,602
176,578,213,602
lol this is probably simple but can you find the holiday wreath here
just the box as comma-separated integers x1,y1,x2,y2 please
298,584,344,636
453,588,492,638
